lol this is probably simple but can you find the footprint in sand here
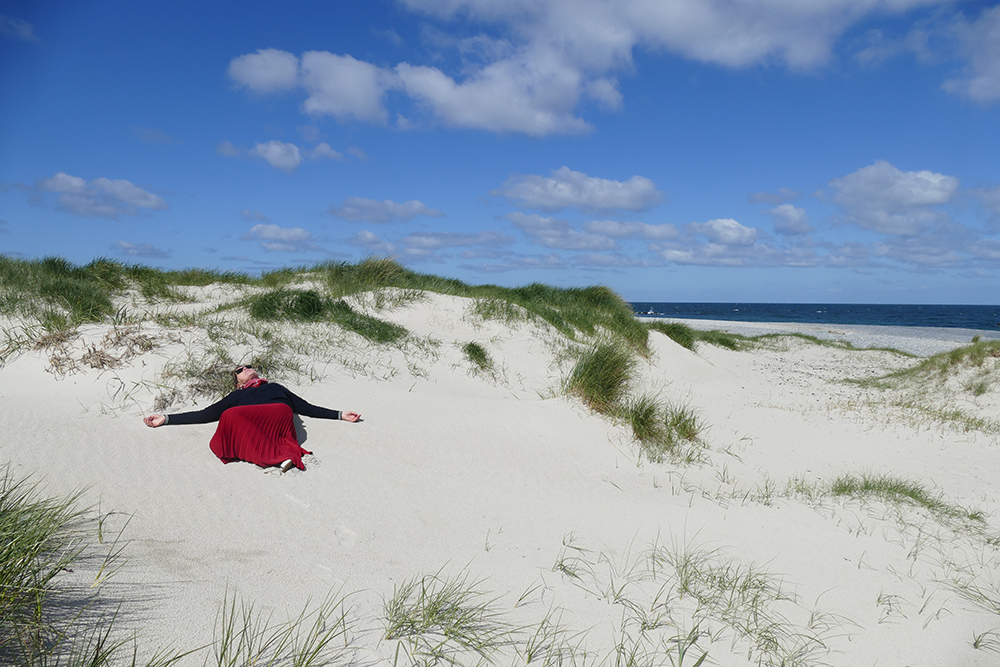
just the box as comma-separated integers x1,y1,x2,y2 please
334,525,356,547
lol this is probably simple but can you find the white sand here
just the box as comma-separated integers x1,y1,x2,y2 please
3,295,1000,666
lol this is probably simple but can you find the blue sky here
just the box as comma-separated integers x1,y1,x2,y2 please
2,0,999,303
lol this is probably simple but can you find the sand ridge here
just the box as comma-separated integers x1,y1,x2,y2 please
3,293,1000,666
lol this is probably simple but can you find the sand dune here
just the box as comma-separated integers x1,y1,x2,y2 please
3,290,1000,666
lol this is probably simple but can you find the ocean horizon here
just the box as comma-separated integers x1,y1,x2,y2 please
630,302,1000,332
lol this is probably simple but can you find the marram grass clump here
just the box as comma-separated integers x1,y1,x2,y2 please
565,342,636,414
461,341,493,374
246,289,408,344
616,395,704,463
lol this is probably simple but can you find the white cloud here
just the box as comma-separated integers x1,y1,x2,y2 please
394,49,592,135
250,140,303,171
688,218,758,246
328,197,444,223
241,223,319,252
229,48,300,93
583,219,678,240
943,5,1000,103
401,231,513,249
495,166,661,212
0,14,40,44
240,209,271,222
765,204,814,235
508,212,617,250
300,51,395,123
112,241,170,259
216,140,241,157
830,159,959,235
231,1,959,136
348,230,397,254
36,172,167,219
310,142,343,160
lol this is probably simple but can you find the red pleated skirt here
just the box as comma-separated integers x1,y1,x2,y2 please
209,403,311,470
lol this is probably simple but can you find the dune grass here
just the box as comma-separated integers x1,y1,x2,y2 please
829,472,985,526
1,467,360,667
0,256,187,329
461,341,494,374
383,572,514,666
615,395,704,464
565,342,637,414
645,321,753,352
246,288,409,344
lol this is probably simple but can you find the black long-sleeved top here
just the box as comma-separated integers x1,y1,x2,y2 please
166,383,341,425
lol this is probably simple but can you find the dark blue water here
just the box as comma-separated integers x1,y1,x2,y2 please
630,303,1000,331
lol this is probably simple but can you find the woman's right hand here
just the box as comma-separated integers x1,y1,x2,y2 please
144,414,166,428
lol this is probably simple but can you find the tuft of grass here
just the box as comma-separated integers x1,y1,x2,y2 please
383,572,513,665
213,590,354,667
829,472,985,526
461,341,493,374
328,300,408,344
615,396,704,464
646,321,695,351
0,471,87,664
566,343,636,414
246,289,408,344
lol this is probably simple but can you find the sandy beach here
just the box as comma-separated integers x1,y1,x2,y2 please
4,290,1000,667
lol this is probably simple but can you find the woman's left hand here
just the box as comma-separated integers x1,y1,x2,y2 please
342,411,361,422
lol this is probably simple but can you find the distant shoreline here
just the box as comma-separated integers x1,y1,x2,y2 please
643,317,1000,356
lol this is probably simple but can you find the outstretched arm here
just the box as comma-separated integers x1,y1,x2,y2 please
142,392,235,428
285,388,360,422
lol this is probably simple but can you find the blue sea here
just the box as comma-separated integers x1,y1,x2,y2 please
630,303,1000,332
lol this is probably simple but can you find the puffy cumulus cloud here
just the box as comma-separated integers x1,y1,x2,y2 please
328,197,444,223
688,218,758,246
394,49,592,135
583,219,678,240
228,48,300,93
0,14,41,44
830,160,959,235
300,51,396,123
232,1,958,135
230,49,395,123
36,172,168,219
347,230,397,254
765,204,814,235
508,212,617,250
495,167,661,213
241,223,320,253
310,142,343,161
943,5,1000,103
250,140,303,171
403,0,947,73
112,241,170,259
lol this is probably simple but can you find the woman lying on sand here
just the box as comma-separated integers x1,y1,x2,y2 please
144,365,360,472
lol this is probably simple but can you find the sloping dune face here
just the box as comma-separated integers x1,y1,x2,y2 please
3,277,1000,667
